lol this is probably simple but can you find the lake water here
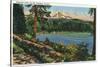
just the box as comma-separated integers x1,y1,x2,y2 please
36,33,94,54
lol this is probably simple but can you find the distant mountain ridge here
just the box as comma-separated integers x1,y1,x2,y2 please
48,11,93,21
24,11,93,22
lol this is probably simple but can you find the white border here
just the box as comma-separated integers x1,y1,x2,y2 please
0,0,99,67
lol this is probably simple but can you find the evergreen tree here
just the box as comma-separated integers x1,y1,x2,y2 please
13,4,26,34
89,8,96,56
26,5,51,37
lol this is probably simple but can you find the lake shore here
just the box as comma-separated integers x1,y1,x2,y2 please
36,31,91,38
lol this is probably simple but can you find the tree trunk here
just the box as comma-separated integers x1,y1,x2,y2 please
92,8,96,57
33,7,38,38
34,14,37,33
41,16,45,31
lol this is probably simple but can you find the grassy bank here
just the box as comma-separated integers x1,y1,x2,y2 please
37,31,91,38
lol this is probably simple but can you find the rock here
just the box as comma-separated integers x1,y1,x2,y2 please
13,52,39,64
13,57,17,60
20,61,26,64
14,60,21,64
30,59,35,63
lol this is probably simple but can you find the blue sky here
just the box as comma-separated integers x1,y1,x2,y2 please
24,5,90,15
48,6,90,15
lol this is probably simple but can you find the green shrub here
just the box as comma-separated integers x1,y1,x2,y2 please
13,42,25,54
64,43,89,61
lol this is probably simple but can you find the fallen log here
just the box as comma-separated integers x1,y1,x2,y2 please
13,34,63,59
13,34,43,47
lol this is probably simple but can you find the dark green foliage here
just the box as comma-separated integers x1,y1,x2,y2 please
13,4,27,34
25,14,36,37
25,15,42,34
43,39,90,61
25,14,33,34
86,55,95,60
76,44,89,60
43,19,92,32
64,43,89,61
13,42,25,54
88,8,96,16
